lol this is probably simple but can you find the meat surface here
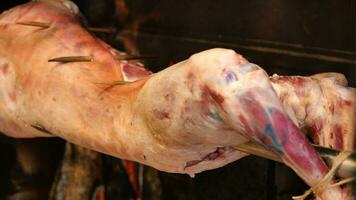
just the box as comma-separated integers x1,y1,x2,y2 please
0,1,354,199
271,73,355,151
271,74,355,199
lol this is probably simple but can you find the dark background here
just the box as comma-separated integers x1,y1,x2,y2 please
1,1,355,200
1,0,355,85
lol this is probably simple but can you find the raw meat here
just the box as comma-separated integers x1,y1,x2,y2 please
0,1,354,199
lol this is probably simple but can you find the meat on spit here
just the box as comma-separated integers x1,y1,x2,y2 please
0,1,354,199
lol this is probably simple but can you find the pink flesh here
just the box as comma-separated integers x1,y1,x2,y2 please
271,74,355,199
272,109,327,175
0,1,150,83
121,62,152,81
239,92,328,185
1,2,354,199
333,125,344,149
271,74,355,152
185,147,226,169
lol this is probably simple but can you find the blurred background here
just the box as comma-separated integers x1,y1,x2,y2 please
0,0,355,199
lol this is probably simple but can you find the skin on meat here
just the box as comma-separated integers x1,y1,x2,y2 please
271,73,355,199
271,73,355,151
0,1,354,199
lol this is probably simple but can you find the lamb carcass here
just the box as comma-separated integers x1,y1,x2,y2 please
0,1,354,199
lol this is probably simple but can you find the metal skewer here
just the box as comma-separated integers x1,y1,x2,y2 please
235,141,356,179
16,21,114,34
16,21,51,28
87,27,115,34
48,56,93,63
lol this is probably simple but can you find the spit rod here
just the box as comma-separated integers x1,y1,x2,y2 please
235,141,356,179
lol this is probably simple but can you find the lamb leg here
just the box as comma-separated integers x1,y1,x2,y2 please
137,48,344,199
271,73,356,199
